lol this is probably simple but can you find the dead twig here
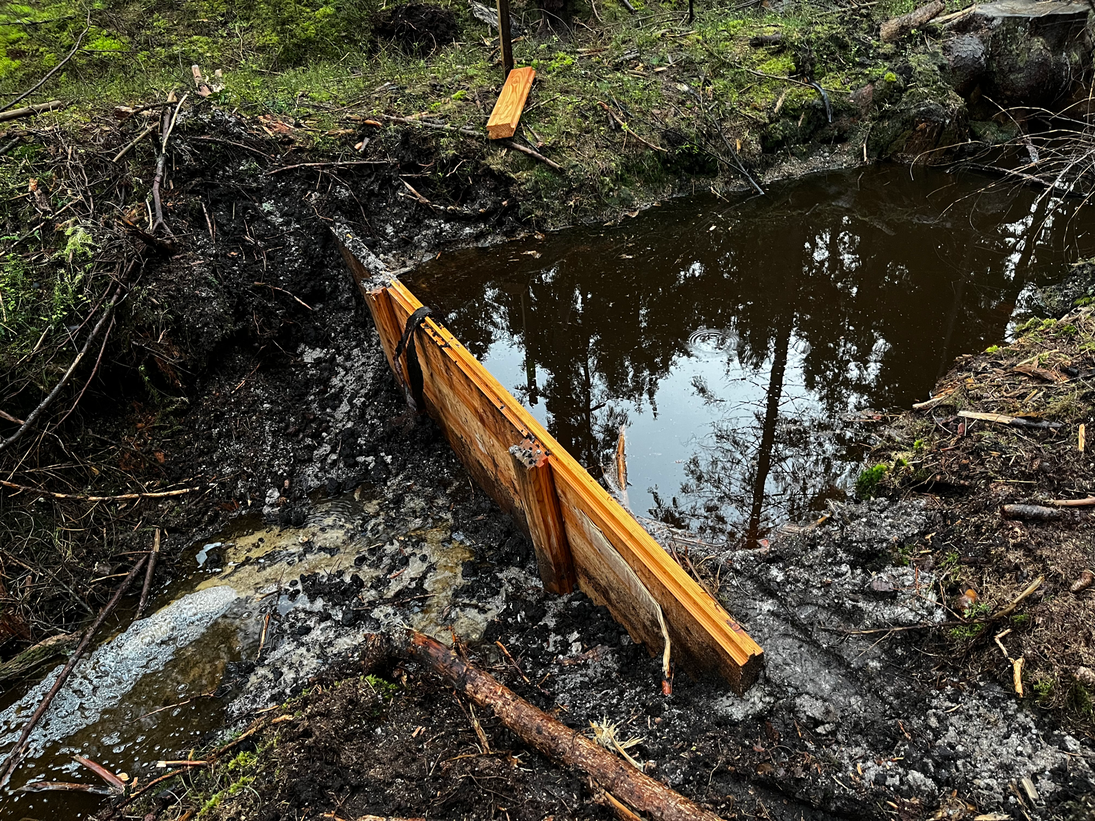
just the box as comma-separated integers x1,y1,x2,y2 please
151,93,188,235
598,101,667,153
257,612,272,658
0,17,88,113
1050,496,1095,507
497,138,564,170
112,123,157,163
822,577,1044,637
375,114,564,171
0,555,148,788
0,480,199,502
0,285,123,456
103,714,282,819
136,528,161,618
55,312,115,428
252,281,313,311
141,689,216,718
958,410,1062,430
265,159,391,175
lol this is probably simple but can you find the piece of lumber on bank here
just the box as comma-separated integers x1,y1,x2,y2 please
334,227,764,693
487,67,535,139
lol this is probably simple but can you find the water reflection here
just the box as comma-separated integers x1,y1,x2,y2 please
411,166,1095,543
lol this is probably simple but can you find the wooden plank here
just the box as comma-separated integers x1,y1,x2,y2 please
384,280,764,693
337,232,764,692
487,67,536,140
510,438,576,594
568,507,665,652
553,461,763,693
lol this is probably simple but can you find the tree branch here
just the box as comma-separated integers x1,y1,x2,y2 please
0,286,123,456
0,17,89,114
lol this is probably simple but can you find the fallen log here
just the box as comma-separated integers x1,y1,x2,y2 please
880,0,944,41
398,631,726,821
0,100,65,123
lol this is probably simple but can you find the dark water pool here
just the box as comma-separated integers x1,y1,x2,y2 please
409,165,1095,543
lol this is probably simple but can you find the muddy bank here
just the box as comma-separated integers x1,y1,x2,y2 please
124,481,1093,820
0,119,1092,821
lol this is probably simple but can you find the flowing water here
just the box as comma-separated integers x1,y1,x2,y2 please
410,165,1095,542
0,490,480,819
4,165,1095,819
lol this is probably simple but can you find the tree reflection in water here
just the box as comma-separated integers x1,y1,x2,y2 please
410,166,1095,545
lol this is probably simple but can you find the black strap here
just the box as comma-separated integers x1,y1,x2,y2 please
393,307,432,413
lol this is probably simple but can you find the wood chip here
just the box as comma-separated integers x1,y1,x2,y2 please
959,410,1061,430
1014,363,1068,383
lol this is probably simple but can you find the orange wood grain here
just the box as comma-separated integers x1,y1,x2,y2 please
487,67,536,139
511,438,576,595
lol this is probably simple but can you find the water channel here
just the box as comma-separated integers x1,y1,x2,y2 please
410,164,1095,542
3,164,1094,819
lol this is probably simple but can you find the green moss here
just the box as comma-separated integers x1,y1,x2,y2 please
948,622,985,640
1068,682,1094,717
1033,677,1054,701
854,463,888,499
364,673,399,699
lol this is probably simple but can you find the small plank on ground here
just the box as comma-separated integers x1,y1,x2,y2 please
487,67,536,139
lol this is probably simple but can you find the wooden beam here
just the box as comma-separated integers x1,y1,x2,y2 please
335,228,765,693
510,438,576,594
487,67,535,140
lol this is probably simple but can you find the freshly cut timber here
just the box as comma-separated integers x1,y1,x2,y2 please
486,66,536,139
335,227,764,694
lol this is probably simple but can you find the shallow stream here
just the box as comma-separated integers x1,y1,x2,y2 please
4,165,1095,819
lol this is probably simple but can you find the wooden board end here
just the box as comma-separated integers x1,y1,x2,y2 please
487,67,536,140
